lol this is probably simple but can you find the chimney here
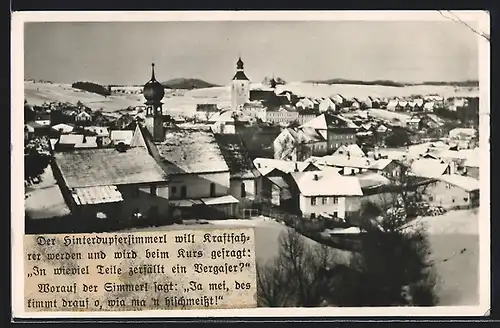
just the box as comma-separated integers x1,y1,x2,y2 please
294,162,299,172
313,174,319,181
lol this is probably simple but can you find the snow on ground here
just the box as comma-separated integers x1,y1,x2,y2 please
128,209,480,305
276,82,479,99
404,209,480,305
25,81,478,116
127,217,352,266
25,166,70,219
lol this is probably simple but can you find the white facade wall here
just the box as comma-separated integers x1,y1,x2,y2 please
230,178,256,201
299,194,347,218
168,172,230,200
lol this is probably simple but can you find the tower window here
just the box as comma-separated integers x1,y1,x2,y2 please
210,183,216,197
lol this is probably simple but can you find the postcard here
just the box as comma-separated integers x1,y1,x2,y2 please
12,10,490,319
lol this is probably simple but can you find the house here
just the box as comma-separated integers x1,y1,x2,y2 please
396,101,408,112
350,99,361,110
254,158,320,176
333,144,366,158
423,102,435,112
386,99,399,111
414,99,424,110
464,156,479,179
273,127,327,161
449,128,477,140
215,133,260,203
24,124,35,140
448,98,467,112
301,113,358,153
34,112,51,126
25,121,50,137
307,154,404,178
409,158,451,179
376,124,389,134
288,170,363,219
52,145,170,222
75,111,92,122
139,124,238,218
265,105,299,125
241,102,267,121
110,130,134,146
425,174,479,208
51,123,74,134
361,98,373,109
331,94,345,106
296,97,315,109
297,109,318,125
84,126,110,137
406,117,422,130
319,98,336,112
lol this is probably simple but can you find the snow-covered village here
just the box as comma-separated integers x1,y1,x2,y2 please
21,17,486,310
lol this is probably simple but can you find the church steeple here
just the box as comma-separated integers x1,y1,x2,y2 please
142,63,165,142
233,56,249,81
231,56,250,110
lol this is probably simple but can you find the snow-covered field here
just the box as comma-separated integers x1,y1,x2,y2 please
277,82,479,100
367,108,412,123
129,209,480,305
24,80,479,116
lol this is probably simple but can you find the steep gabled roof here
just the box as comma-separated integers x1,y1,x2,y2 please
214,133,258,179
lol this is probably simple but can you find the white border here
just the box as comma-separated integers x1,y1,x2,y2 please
11,10,491,319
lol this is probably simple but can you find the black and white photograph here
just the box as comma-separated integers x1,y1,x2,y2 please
13,11,490,317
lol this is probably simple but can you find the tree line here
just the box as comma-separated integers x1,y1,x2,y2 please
72,81,111,96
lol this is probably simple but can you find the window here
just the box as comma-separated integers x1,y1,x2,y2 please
210,183,216,197
333,211,338,217
171,186,177,194
332,197,338,204
311,197,317,206
150,186,157,196
322,197,328,205
181,186,187,198
241,183,246,198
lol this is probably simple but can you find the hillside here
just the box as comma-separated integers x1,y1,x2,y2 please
306,79,479,88
24,80,478,115
161,78,219,90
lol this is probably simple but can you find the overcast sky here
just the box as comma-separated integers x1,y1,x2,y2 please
24,20,479,86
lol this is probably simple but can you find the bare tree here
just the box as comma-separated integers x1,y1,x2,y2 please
256,228,346,307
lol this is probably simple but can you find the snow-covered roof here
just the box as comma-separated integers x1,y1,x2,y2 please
291,170,362,197
437,174,479,192
333,144,366,157
253,158,319,176
410,158,450,178
52,123,74,133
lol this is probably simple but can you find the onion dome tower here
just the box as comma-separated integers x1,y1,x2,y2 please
143,63,165,142
231,57,250,110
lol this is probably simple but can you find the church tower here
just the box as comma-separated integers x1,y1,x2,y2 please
231,57,250,110
143,63,165,142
